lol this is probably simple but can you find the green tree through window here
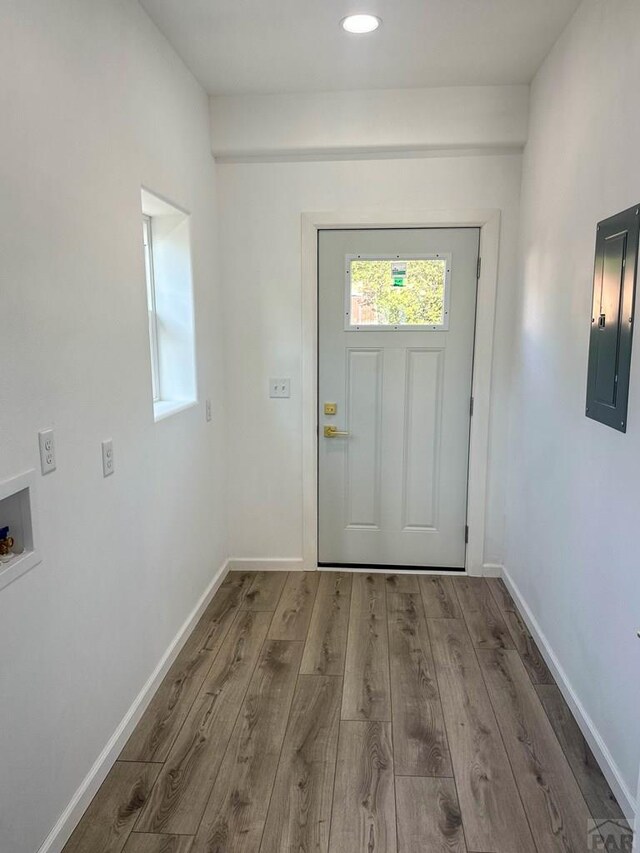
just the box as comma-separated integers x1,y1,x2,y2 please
350,259,446,326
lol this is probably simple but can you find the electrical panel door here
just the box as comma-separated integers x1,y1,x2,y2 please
586,205,639,432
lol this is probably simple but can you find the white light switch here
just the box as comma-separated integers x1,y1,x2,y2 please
205,399,212,422
269,378,290,399
102,439,114,477
38,429,56,475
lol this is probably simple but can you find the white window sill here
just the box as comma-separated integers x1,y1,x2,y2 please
153,400,197,422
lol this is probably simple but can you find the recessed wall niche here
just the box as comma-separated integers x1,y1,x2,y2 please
0,471,41,592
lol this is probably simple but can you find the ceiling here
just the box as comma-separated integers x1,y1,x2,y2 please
140,0,581,96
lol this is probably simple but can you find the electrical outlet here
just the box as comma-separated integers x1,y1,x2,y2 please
205,399,212,422
38,429,56,475
101,439,114,477
269,378,291,399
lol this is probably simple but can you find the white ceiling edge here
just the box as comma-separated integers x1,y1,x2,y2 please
140,0,580,96
214,144,526,165
209,86,529,162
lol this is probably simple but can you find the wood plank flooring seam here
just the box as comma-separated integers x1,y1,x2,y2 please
329,720,397,853
418,575,462,619
453,578,514,651
302,574,358,852
462,615,544,853
478,649,594,852
471,650,539,853
185,623,283,846
417,595,471,853
485,576,516,613
340,716,392,722
386,591,452,777
452,585,618,853
62,760,163,853
393,772,455,779
267,571,321,641
301,572,353,675
422,616,473,853
341,573,392,722
190,639,304,853
125,831,196,853
383,580,401,853
410,593,458,782
189,605,264,708
426,617,537,852
534,683,626,828
338,575,357,717
461,610,541,853
240,570,289,612
164,605,243,762
253,640,305,853
120,575,255,764
395,776,468,852
135,609,274,836
324,622,348,853
260,674,342,852
129,830,196,836
503,608,555,685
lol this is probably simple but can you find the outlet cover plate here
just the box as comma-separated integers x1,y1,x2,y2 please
38,430,56,475
269,378,291,399
101,439,114,477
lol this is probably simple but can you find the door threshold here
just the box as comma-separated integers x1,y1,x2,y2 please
317,562,465,573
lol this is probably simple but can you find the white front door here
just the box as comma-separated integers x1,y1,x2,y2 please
318,228,480,569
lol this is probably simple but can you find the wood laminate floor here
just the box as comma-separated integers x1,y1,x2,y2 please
63,572,628,853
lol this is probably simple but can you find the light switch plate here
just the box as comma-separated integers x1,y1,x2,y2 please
38,429,56,475
269,378,291,399
205,399,212,422
101,439,114,477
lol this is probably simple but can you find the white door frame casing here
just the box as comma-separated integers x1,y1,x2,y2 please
301,209,501,576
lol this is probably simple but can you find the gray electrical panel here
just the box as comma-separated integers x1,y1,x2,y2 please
586,205,639,432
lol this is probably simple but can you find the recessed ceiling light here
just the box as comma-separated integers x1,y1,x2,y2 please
341,14,381,34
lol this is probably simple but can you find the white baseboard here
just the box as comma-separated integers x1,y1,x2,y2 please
502,566,637,823
37,559,230,853
230,558,491,576
228,557,304,572
230,560,475,576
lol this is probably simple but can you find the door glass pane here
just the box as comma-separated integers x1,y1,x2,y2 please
348,258,448,328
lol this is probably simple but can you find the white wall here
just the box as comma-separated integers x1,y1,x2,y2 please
217,152,523,567
210,86,529,160
0,2,225,851
505,0,640,817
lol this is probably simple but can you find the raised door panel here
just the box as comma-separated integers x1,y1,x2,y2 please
346,349,382,528
402,348,443,530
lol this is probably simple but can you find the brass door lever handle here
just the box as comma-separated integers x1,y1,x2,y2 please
324,425,350,437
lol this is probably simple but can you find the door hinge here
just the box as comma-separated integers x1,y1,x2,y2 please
476,257,482,279
470,396,474,417
465,525,469,544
